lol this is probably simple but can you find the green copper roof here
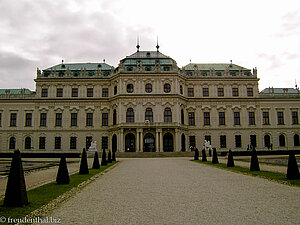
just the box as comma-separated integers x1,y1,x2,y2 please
183,63,250,71
260,88,299,94
44,63,113,71
125,51,171,59
0,89,33,95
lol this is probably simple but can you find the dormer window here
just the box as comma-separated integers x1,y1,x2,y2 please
146,52,151,57
58,71,64,77
98,64,102,68
127,66,133,71
44,71,50,77
73,71,79,77
216,71,222,76
61,64,66,69
145,66,151,71
230,71,237,76
163,66,170,71
88,71,95,76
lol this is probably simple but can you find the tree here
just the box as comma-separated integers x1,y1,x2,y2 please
250,149,260,171
56,156,70,184
79,148,89,174
112,150,116,162
4,150,28,207
286,151,299,180
227,150,235,167
202,149,207,162
212,148,219,164
194,148,199,160
107,150,112,163
101,149,107,166
92,152,100,169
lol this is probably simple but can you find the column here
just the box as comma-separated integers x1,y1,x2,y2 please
140,129,143,152
159,131,163,152
175,129,180,152
120,129,124,152
156,129,159,152
136,131,140,152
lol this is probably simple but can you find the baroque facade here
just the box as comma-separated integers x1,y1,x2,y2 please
0,46,300,152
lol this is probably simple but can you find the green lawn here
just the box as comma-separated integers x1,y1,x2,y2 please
0,161,118,220
194,160,300,187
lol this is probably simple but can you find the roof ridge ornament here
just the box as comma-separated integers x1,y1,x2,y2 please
136,36,140,52
156,36,160,52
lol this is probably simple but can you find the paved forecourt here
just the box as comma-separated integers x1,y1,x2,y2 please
46,158,300,225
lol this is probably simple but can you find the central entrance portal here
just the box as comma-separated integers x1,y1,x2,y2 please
144,133,155,152
125,133,135,152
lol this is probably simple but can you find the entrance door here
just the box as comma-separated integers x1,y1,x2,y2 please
125,133,135,152
163,133,173,152
112,134,117,152
144,133,155,152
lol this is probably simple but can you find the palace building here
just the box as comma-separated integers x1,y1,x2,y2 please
0,45,299,152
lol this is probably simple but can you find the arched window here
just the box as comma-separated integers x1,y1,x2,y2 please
145,108,153,123
114,86,117,95
294,134,300,146
164,83,171,93
113,109,117,125
180,85,183,94
9,137,16,149
25,137,31,149
127,84,134,93
164,108,172,122
126,108,134,123
181,109,184,124
279,134,286,147
264,134,271,148
145,83,152,93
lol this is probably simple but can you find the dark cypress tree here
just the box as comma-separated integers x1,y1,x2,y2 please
202,149,207,162
56,156,70,184
112,150,116,162
92,152,100,169
286,151,299,180
4,150,28,207
107,150,112,163
227,150,235,167
101,149,107,166
250,148,260,171
194,148,199,160
79,148,89,174
212,148,219,164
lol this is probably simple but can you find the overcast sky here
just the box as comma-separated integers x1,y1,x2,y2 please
0,0,299,91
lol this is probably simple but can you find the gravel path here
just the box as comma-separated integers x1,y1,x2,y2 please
45,158,300,225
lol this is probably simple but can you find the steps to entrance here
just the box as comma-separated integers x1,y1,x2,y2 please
115,152,194,158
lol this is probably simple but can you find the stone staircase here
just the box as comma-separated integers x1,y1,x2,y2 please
115,152,194,158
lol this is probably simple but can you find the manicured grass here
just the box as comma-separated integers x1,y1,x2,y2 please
194,160,300,187
0,161,118,219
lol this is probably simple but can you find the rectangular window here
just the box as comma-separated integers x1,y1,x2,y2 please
218,88,224,97
56,88,63,97
232,88,239,97
205,135,212,145
188,112,195,125
234,112,240,125
292,111,299,124
10,113,17,127
247,88,253,97
277,111,284,125
86,113,93,126
263,112,270,125
189,136,196,148
102,136,108,150
204,112,210,125
55,113,62,127
102,113,108,126
249,112,255,125
41,88,48,97
188,88,194,97
25,113,32,127
55,137,61,149
102,88,108,97
71,113,77,126
250,135,257,148
220,135,227,148
86,136,92,150
87,88,93,97
40,113,47,127
72,88,78,97
203,88,209,97
70,136,77,149
219,112,225,125
235,135,242,148
39,137,46,149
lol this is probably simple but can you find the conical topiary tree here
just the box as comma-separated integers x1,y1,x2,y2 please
112,150,116,162
194,148,199,160
92,151,100,169
79,148,89,174
227,149,235,167
202,149,207,162
107,150,112,163
212,148,219,164
4,150,28,207
56,155,70,184
286,151,299,180
250,148,260,171
101,149,107,166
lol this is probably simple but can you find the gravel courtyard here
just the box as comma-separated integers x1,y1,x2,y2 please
47,158,300,225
